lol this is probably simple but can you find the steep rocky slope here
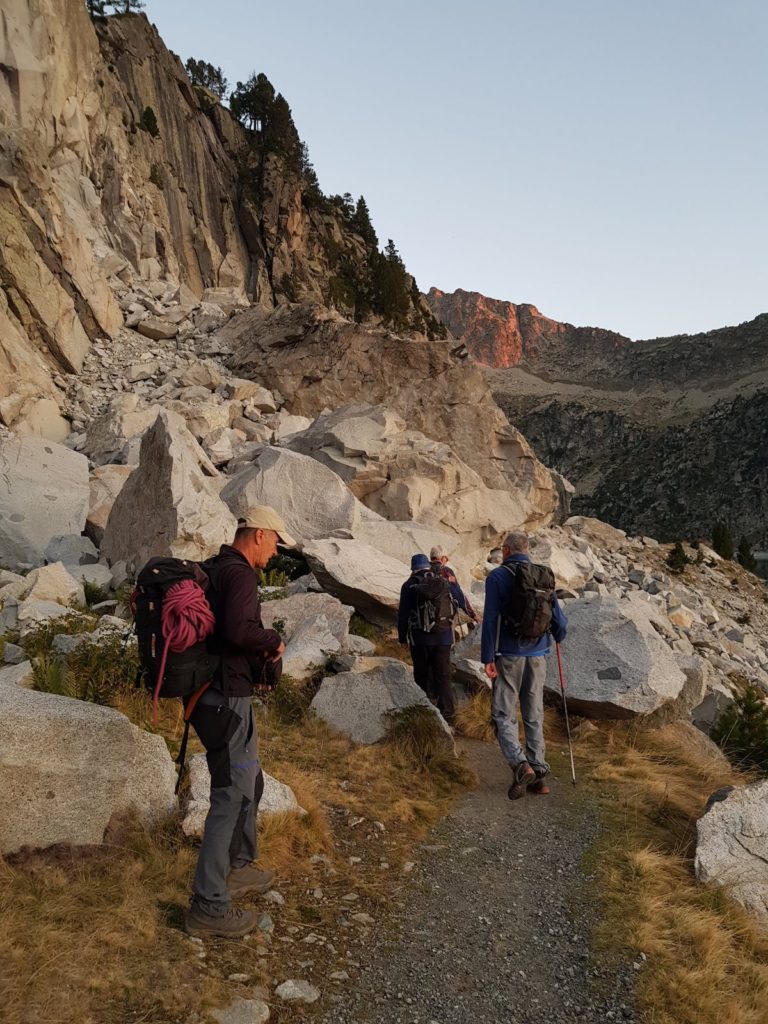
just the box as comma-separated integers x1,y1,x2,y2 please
427,289,768,547
0,2,437,440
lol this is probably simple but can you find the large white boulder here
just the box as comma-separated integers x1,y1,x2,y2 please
544,594,688,718
303,539,409,626
281,614,341,679
182,754,303,838
528,527,605,591
310,657,453,744
695,780,768,926
19,561,85,607
261,592,353,646
563,516,628,552
86,465,133,545
84,394,162,465
289,403,546,576
0,434,89,569
101,411,236,573
220,447,359,543
0,675,177,854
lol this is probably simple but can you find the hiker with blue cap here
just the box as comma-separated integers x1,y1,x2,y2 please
397,552,471,725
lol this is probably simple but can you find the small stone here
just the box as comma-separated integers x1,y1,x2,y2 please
257,914,274,935
263,890,285,905
329,970,350,982
227,973,250,983
352,912,375,926
211,996,270,1024
342,892,359,902
274,979,320,1004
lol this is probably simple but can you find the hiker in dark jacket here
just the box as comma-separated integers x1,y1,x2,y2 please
481,531,568,800
429,544,481,623
398,553,469,725
184,505,296,939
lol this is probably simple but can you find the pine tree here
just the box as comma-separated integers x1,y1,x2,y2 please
712,685,768,773
230,72,275,132
712,522,735,560
85,0,108,17
667,541,688,572
185,58,228,100
352,196,378,249
737,536,758,573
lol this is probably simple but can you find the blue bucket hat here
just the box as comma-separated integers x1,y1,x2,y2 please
410,553,430,571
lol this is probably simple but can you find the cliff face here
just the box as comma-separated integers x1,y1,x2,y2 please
425,287,629,373
432,288,768,547
0,3,432,439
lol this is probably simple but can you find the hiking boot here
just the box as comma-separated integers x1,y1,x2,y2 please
228,863,275,898
184,904,256,938
529,777,551,796
507,761,535,801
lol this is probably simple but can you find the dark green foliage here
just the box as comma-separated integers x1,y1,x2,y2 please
138,106,159,137
21,613,98,658
148,161,165,189
269,674,315,725
83,579,110,607
348,614,377,641
265,552,310,581
737,536,758,573
371,240,411,329
230,72,275,132
184,58,228,100
85,0,109,17
351,196,378,248
667,541,689,573
34,627,139,706
712,685,768,773
85,0,144,13
711,522,735,560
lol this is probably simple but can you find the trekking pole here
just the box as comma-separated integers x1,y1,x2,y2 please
556,643,577,786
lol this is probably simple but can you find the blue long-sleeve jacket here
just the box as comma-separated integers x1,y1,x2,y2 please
480,554,568,663
398,570,469,647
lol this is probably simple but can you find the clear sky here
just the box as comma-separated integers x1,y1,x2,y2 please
149,0,767,340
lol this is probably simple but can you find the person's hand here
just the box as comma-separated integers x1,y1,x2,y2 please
270,641,285,662
484,662,497,680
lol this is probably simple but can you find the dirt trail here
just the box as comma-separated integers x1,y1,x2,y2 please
321,740,636,1024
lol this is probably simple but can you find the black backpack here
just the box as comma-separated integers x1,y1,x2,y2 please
131,557,219,701
411,571,455,634
500,561,556,642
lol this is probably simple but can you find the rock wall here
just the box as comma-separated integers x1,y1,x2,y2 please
429,288,768,547
0,3,431,440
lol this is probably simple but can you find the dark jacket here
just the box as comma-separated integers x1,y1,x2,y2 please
480,553,568,663
398,569,469,648
205,545,282,696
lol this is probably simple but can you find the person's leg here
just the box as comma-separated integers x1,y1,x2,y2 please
410,645,431,697
491,656,526,767
519,657,550,777
188,693,258,924
429,644,455,724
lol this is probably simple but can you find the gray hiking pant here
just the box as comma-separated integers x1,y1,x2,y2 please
189,688,262,916
492,655,550,775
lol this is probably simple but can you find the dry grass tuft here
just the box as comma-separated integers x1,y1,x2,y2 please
576,718,768,1024
455,688,495,742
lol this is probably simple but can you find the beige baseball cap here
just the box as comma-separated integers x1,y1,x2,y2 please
236,504,297,548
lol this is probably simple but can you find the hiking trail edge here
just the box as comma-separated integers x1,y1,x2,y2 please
321,739,636,1024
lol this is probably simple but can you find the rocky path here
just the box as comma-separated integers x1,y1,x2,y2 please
321,740,636,1024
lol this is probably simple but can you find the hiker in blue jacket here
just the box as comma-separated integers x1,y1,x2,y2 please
398,553,470,726
481,531,568,799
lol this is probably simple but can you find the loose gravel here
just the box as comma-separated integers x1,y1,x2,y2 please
322,740,636,1024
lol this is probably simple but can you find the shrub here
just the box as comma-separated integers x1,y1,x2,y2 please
83,580,109,607
712,685,768,773
712,522,735,560
737,536,758,574
348,614,376,641
21,613,98,658
269,674,315,726
138,106,159,137
667,541,689,573
32,626,138,707
148,161,165,189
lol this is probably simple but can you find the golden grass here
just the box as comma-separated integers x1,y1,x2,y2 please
455,688,495,742
574,719,768,1024
0,690,473,1024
